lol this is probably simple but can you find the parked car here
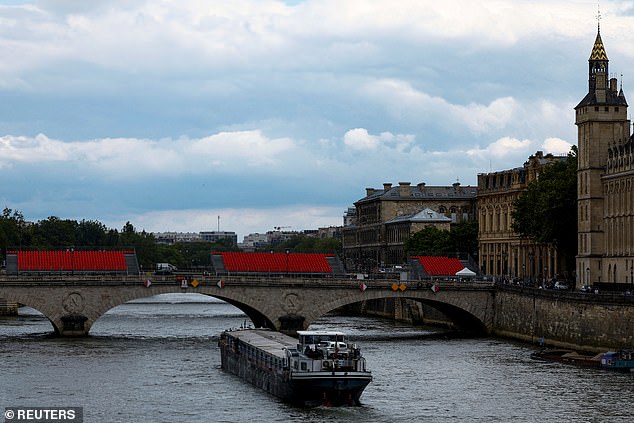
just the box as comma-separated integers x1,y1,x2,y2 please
580,284,593,293
554,281,570,291
156,262,177,275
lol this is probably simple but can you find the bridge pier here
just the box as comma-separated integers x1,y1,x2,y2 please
0,298,19,316
278,314,305,336
57,314,91,337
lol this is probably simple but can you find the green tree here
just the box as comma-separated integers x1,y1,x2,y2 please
153,239,240,270
511,146,578,271
405,226,452,256
448,220,479,257
0,208,28,253
118,222,158,269
268,234,342,255
76,220,114,246
405,220,479,258
31,216,78,247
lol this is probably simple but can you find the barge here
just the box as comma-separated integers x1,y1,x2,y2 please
600,350,634,371
218,328,372,406
532,348,634,372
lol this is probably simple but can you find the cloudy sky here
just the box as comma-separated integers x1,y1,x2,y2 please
1,0,633,240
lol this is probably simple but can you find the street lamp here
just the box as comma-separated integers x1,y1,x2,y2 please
528,250,534,284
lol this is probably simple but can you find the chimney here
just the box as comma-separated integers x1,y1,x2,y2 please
610,77,618,94
417,182,426,191
383,183,392,192
365,188,376,196
398,182,411,197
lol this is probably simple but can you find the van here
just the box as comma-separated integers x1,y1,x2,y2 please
156,263,177,275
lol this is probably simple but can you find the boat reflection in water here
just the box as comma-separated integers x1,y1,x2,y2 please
219,328,372,406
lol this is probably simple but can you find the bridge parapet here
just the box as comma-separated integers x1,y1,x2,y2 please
0,273,496,288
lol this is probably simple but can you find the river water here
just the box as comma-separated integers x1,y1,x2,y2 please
1,294,633,422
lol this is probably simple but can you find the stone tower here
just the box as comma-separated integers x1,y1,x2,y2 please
575,25,629,286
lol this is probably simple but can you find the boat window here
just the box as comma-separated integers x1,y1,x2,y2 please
300,361,307,371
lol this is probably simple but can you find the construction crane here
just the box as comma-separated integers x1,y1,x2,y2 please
273,226,291,231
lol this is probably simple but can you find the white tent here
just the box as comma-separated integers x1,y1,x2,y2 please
455,267,476,277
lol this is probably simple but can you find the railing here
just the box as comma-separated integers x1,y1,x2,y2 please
0,273,496,290
496,283,634,304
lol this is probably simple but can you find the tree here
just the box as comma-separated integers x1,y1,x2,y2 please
268,234,342,255
0,208,28,253
31,217,78,247
76,220,114,246
118,222,158,269
448,220,479,258
405,220,479,259
405,226,452,256
511,146,578,271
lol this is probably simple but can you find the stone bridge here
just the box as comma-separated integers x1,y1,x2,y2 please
0,274,496,336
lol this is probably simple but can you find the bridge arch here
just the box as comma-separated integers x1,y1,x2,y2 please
210,295,275,329
83,291,278,335
0,290,68,335
77,286,284,336
299,290,491,335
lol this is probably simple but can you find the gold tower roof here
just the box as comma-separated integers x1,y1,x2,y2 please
589,31,608,61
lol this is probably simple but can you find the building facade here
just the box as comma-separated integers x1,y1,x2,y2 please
153,230,238,245
477,151,565,281
576,26,634,287
153,232,201,244
199,231,238,244
342,181,477,269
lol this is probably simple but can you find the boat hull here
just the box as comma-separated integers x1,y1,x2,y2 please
289,372,371,406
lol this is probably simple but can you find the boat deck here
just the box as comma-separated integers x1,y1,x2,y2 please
224,329,297,359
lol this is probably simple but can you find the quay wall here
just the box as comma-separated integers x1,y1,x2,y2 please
352,287,634,352
493,287,634,352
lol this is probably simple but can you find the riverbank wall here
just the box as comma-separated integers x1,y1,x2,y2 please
492,286,634,352
350,286,634,352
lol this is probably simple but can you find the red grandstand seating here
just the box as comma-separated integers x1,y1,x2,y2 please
14,250,131,272
215,252,333,274
411,256,465,276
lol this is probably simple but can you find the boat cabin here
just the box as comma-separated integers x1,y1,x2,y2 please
297,331,347,349
296,330,359,360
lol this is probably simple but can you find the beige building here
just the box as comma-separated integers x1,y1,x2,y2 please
477,152,566,282
576,26,634,287
342,181,476,269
